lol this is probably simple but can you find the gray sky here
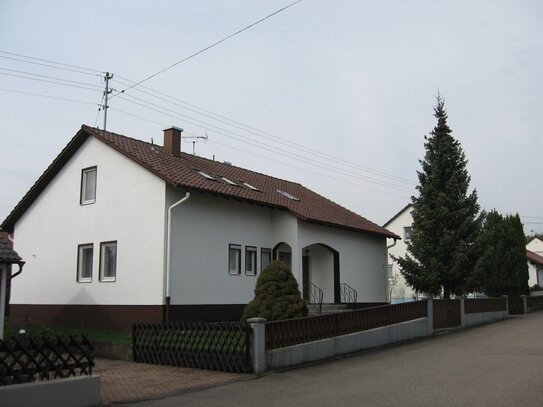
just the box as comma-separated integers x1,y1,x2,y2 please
1,1,542,233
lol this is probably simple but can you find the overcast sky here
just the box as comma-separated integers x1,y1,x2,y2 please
1,1,542,233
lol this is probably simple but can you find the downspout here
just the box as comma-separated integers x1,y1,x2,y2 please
386,238,398,303
8,261,25,280
165,191,191,322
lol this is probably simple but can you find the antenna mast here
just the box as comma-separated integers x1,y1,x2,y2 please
102,72,113,130
182,132,208,155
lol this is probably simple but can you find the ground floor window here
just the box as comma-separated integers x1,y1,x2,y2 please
229,244,241,275
245,246,257,276
100,241,117,281
261,247,271,271
77,244,93,282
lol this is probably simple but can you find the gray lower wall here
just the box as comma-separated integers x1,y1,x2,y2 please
267,318,429,370
463,310,508,328
0,375,101,407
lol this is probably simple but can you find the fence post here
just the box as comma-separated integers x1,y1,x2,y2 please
247,317,267,374
521,295,528,314
460,298,465,327
426,299,433,335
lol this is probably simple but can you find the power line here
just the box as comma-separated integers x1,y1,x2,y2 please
0,67,103,89
0,50,102,75
113,74,416,186
0,72,103,93
0,87,99,106
113,0,302,96
115,92,414,194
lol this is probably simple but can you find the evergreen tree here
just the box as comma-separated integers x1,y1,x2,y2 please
242,260,308,321
470,211,529,296
394,96,481,298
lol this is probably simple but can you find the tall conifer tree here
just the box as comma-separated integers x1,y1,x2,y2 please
394,96,481,298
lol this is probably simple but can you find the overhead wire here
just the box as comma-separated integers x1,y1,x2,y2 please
0,72,103,93
113,0,303,96
0,50,103,75
0,87,99,106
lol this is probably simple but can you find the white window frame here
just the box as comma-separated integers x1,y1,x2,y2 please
80,167,97,205
228,244,241,275
100,241,117,282
77,243,93,282
387,264,394,280
261,247,271,272
245,246,257,276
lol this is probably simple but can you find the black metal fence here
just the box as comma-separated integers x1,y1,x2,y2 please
0,334,94,386
433,299,461,329
133,321,251,373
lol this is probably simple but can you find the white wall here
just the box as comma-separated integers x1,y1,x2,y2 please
528,261,542,287
527,238,543,255
299,222,388,303
385,207,417,301
167,189,276,305
12,137,166,305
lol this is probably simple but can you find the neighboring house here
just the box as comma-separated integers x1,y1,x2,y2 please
1,125,398,331
527,250,543,287
383,204,418,303
0,234,24,339
526,237,543,256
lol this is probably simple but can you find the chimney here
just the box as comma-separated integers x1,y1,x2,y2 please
163,126,183,157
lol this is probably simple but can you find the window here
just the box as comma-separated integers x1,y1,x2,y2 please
245,246,257,276
221,177,238,186
80,167,97,204
276,189,300,201
261,248,271,271
228,244,241,275
241,181,259,191
77,244,93,282
196,170,216,180
100,241,117,281
387,264,394,280
404,226,413,241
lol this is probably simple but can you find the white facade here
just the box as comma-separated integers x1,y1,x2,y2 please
527,237,543,255
384,205,418,302
11,137,167,306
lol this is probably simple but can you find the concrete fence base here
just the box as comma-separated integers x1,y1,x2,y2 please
463,310,508,328
0,375,101,407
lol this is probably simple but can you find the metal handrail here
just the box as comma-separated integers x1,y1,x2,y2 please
340,283,358,304
303,282,324,314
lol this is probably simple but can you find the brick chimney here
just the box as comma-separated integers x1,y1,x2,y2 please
163,126,183,157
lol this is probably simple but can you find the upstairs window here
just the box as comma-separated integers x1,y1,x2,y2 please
77,244,93,282
229,244,241,275
404,226,413,241
100,241,117,282
245,246,257,276
80,167,97,205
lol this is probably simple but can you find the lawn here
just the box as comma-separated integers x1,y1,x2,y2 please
4,320,131,345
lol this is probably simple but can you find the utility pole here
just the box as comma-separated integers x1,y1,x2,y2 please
103,72,113,130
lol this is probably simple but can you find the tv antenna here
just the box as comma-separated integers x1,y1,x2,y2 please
182,131,208,155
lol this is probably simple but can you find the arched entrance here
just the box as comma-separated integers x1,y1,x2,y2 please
302,243,340,303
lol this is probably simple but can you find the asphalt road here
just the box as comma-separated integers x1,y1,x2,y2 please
128,312,543,407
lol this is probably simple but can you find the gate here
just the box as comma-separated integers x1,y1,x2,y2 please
433,299,461,329
133,321,251,373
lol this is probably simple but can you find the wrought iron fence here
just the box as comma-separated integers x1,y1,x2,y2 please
133,321,251,373
339,283,358,304
464,298,507,314
0,334,94,386
265,300,427,350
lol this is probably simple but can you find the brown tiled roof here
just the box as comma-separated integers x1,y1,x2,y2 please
2,125,398,239
0,234,22,264
527,250,543,265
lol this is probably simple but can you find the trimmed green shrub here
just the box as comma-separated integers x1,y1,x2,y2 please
242,260,307,321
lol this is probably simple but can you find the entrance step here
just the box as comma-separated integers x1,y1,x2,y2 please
307,303,350,316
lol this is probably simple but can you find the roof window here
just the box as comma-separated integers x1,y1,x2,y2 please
242,181,259,191
277,189,300,201
221,177,238,186
196,170,216,181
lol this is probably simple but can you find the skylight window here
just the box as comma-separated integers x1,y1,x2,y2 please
277,189,300,201
242,181,259,191
221,177,238,186
196,170,216,181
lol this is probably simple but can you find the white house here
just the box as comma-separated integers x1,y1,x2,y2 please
383,204,419,303
527,237,543,287
1,125,398,331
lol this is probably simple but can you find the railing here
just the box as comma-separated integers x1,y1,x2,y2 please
0,334,94,386
265,300,427,350
133,321,251,373
340,283,358,304
303,282,324,314
433,299,461,329
464,298,507,314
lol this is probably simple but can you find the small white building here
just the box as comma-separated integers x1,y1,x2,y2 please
383,204,418,303
527,237,543,287
2,125,398,331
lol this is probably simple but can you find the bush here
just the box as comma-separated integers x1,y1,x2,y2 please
530,284,543,292
242,260,307,321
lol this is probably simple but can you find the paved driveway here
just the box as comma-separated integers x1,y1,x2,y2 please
124,312,543,407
